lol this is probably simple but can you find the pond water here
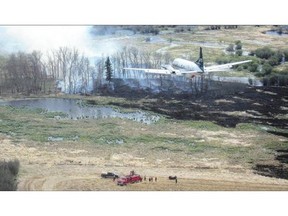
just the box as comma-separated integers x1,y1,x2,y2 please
0,98,160,124
265,30,288,37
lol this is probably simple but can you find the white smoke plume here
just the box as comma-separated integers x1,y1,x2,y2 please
0,25,121,57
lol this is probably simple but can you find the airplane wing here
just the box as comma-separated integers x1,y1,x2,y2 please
123,68,171,75
204,60,252,72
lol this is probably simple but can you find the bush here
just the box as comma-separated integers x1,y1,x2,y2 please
249,51,255,56
262,63,273,75
0,169,17,191
226,44,234,52
254,47,275,59
235,40,242,50
268,55,280,66
248,62,259,72
283,49,288,60
0,159,20,191
145,37,151,42
263,74,288,86
236,65,243,71
8,159,20,176
235,50,243,56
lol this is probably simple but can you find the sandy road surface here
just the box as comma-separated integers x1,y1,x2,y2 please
2,136,288,191
17,167,288,191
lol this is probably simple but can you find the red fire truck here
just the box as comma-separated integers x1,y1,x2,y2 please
117,171,142,186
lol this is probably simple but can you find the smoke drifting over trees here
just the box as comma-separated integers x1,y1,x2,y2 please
0,26,211,95
0,45,208,95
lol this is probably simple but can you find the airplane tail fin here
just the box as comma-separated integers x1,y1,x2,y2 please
195,47,204,72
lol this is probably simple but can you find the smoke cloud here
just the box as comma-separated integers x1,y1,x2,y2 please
0,26,121,57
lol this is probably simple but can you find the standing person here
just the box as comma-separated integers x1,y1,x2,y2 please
175,177,177,184
155,177,157,182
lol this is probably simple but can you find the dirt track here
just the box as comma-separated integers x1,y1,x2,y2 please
2,137,288,191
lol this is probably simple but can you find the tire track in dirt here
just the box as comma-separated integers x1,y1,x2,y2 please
17,171,288,191
19,175,98,191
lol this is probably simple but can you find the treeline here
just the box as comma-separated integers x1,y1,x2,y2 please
2,45,286,94
250,47,288,86
94,46,174,92
0,159,20,191
91,25,171,36
217,44,288,86
0,47,95,95
205,25,238,30
91,25,198,36
46,47,94,94
0,46,177,95
0,51,47,95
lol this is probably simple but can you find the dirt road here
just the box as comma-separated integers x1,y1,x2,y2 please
1,136,288,191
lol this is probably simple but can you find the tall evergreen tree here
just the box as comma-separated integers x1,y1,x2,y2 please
105,56,112,83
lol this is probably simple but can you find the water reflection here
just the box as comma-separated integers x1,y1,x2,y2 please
265,30,288,37
0,98,160,124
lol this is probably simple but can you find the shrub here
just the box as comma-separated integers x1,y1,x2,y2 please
0,159,20,191
283,49,288,60
268,55,280,66
254,47,275,59
235,50,243,56
236,65,243,71
145,37,151,42
235,40,242,50
263,74,288,86
248,62,259,72
262,63,273,75
8,159,20,176
249,50,255,56
226,44,234,52
0,169,17,191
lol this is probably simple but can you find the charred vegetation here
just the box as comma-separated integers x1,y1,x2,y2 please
98,83,288,130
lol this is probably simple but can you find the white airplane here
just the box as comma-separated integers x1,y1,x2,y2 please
123,47,252,79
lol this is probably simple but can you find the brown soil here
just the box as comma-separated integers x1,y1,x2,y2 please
1,137,288,191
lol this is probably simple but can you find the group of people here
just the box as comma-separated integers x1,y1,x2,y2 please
143,176,157,182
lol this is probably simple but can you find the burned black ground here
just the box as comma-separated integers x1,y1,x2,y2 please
103,82,288,129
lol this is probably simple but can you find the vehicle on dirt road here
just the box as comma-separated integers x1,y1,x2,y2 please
101,172,119,179
117,172,142,186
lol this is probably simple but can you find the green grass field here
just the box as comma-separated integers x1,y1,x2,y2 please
1,96,286,171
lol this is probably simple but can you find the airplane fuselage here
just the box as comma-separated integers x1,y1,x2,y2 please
172,58,203,72
159,58,203,78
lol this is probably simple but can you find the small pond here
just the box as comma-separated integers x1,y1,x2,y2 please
265,30,288,37
0,98,160,124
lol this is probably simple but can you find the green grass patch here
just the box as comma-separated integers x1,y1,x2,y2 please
184,120,224,131
236,123,264,131
43,111,68,118
152,146,184,152
264,141,288,151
